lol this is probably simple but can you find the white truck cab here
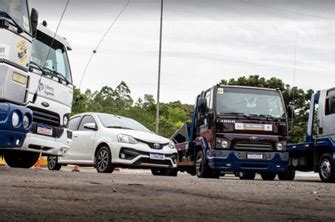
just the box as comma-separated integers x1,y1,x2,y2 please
11,23,74,165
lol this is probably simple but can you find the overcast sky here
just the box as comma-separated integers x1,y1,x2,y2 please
29,0,335,104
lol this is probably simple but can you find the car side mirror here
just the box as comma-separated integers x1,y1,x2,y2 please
84,123,97,131
30,8,38,37
329,96,335,114
287,105,295,122
198,97,207,114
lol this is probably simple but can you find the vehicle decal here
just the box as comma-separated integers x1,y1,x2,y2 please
16,39,28,64
0,43,10,59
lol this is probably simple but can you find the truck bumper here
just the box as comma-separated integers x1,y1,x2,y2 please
15,130,71,156
0,130,26,148
206,150,289,173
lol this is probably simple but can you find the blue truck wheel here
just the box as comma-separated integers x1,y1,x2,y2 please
319,153,335,183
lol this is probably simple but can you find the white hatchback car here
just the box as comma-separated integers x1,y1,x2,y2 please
47,112,178,176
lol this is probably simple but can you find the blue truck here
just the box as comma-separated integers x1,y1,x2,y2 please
0,0,38,166
171,85,292,180
286,88,335,182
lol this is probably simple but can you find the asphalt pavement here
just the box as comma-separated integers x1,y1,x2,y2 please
0,166,334,221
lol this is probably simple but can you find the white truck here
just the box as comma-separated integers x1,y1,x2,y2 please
0,0,38,166
3,22,74,168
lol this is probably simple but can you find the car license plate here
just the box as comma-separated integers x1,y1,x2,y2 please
247,153,263,160
37,124,53,136
150,153,165,160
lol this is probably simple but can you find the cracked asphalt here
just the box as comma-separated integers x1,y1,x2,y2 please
0,167,334,221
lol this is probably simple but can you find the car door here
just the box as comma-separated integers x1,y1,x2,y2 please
72,115,98,162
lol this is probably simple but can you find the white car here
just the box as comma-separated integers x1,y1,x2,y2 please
47,112,178,176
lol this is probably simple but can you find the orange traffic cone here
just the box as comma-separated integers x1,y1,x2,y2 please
72,165,80,172
34,153,42,170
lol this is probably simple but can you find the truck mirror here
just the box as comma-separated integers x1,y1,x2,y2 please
31,8,39,37
198,97,207,114
287,105,295,121
329,96,335,114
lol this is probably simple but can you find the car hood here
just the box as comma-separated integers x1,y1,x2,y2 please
106,128,170,144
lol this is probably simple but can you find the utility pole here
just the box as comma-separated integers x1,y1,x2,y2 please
156,0,163,134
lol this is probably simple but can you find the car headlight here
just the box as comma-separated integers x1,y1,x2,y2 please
12,111,20,128
216,138,230,149
168,140,176,149
23,114,31,129
117,134,138,144
276,142,286,151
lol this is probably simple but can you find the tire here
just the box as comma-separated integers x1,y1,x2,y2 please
278,167,296,181
95,146,114,173
195,150,219,179
319,153,335,183
239,172,256,180
4,151,39,168
151,168,178,177
261,172,277,181
47,156,62,171
186,168,196,176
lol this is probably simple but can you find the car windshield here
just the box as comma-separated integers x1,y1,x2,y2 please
98,113,151,133
216,87,285,118
0,0,30,33
31,35,72,84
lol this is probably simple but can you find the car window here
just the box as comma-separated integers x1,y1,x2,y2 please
68,116,81,131
78,115,97,131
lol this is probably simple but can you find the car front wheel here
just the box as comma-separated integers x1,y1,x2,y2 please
96,146,114,173
47,156,62,171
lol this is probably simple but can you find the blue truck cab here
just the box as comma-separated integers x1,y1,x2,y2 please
287,88,335,182
172,85,291,180
0,102,32,148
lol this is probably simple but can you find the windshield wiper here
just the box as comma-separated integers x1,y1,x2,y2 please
0,11,23,34
221,112,248,119
106,126,132,130
30,61,44,72
42,67,70,85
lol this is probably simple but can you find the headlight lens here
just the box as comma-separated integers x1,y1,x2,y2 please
276,142,286,151
12,72,27,85
63,115,69,127
12,111,20,127
23,114,30,129
168,140,176,149
217,138,230,149
117,134,138,144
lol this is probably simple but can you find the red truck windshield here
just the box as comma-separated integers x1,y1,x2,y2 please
216,87,285,119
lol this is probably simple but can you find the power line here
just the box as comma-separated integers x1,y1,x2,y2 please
240,0,330,20
79,0,130,90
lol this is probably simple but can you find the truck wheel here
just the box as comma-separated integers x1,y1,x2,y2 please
195,150,219,179
151,168,178,177
278,167,296,181
239,172,256,180
4,151,39,169
261,173,277,181
186,168,196,176
95,146,114,173
47,156,62,171
319,153,335,182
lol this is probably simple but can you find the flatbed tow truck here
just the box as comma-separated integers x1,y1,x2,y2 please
287,88,335,182
171,84,292,180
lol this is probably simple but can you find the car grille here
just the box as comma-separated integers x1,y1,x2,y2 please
134,158,173,166
28,106,60,127
234,142,273,151
137,140,169,150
